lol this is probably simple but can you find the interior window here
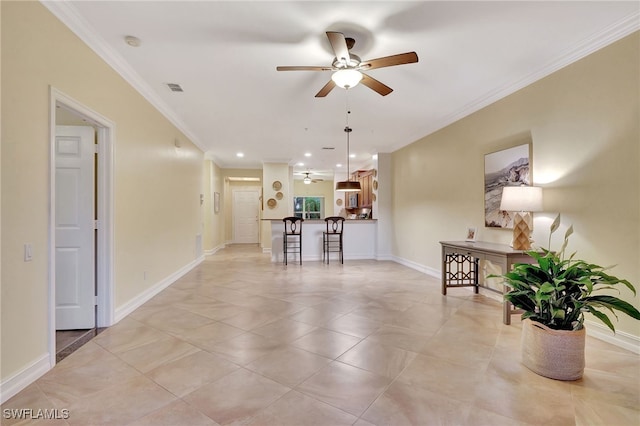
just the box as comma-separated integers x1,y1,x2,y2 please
294,197,324,220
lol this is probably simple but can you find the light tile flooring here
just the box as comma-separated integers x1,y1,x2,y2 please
3,244,639,425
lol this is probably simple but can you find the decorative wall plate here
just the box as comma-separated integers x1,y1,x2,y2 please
267,198,277,208
372,193,377,202
336,198,343,206
373,169,377,177
275,191,283,200
272,181,282,191
372,180,378,190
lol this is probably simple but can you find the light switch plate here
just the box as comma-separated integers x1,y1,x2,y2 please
24,243,33,262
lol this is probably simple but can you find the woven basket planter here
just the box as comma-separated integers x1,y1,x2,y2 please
521,319,586,381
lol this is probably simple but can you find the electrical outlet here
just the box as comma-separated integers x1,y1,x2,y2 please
24,244,33,262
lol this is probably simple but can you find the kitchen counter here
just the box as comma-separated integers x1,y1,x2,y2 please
266,219,377,262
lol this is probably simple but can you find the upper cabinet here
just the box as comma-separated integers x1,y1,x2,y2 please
346,169,374,209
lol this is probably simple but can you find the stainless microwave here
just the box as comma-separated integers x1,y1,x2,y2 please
347,193,358,208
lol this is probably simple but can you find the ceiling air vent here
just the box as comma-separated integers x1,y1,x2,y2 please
322,147,335,150
166,83,183,92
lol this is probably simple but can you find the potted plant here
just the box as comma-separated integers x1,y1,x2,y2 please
497,214,640,380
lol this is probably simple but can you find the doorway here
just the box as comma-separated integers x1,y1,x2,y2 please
232,189,260,244
54,124,97,360
49,88,114,364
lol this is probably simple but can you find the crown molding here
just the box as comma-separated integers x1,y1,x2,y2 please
401,10,640,151
41,1,207,153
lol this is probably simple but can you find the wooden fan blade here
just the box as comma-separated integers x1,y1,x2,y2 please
360,73,393,96
326,31,351,65
359,52,418,70
277,65,333,71
315,80,336,97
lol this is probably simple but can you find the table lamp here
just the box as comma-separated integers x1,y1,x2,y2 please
499,186,543,250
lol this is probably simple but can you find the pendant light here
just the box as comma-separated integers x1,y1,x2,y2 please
335,99,361,192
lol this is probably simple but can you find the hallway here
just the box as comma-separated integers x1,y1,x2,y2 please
3,245,639,425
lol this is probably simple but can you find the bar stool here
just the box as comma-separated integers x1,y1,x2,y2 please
283,216,304,265
323,216,345,264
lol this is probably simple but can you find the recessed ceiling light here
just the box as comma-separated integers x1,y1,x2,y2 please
372,154,378,160
304,153,312,157
297,162,305,166
124,35,141,47
236,152,244,158
336,163,342,168
350,154,356,158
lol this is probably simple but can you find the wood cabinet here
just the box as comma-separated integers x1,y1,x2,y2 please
345,169,374,210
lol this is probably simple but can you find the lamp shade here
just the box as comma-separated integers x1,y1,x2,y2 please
331,69,363,89
500,186,543,212
335,180,361,192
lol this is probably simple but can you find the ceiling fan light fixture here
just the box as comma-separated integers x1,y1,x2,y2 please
331,69,363,89
303,176,311,184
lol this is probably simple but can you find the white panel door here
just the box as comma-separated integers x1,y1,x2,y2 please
233,190,259,243
55,125,95,330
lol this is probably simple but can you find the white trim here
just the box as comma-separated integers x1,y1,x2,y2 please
0,355,51,404
41,1,206,153
391,255,440,279
204,243,226,256
49,87,116,370
399,11,640,152
585,320,640,354
114,256,204,323
389,255,640,353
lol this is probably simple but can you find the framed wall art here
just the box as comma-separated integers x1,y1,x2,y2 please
484,143,531,229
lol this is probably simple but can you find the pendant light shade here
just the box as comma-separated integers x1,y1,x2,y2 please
335,180,361,191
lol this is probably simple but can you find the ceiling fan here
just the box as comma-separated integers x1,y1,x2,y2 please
298,172,324,184
277,31,418,97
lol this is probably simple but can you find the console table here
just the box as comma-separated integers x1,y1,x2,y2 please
440,241,535,325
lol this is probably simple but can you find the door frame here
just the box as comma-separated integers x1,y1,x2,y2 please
48,87,115,366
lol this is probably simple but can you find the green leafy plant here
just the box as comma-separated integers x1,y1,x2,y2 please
498,214,640,332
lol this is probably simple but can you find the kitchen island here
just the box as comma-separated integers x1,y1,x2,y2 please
267,219,377,263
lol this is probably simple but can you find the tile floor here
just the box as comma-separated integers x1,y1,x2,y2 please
3,244,639,425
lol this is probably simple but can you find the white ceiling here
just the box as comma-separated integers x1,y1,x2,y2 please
44,1,639,179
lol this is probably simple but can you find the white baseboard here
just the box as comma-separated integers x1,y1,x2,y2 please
114,255,205,323
391,255,440,279
204,243,226,256
0,354,51,404
0,256,206,405
390,255,640,353
585,320,640,354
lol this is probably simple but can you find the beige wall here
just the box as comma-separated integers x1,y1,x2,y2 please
203,160,225,252
1,2,204,381
392,32,640,336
